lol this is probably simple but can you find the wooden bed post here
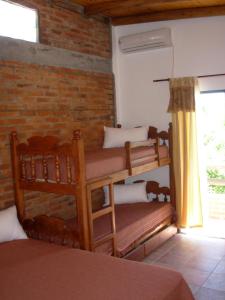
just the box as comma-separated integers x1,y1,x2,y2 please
10,132,25,222
125,141,132,176
168,123,176,209
72,130,90,251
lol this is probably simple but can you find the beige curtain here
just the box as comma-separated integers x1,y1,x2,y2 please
168,77,203,228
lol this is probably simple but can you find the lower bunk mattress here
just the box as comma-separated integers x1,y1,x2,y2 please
0,239,194,300
68,202,174,257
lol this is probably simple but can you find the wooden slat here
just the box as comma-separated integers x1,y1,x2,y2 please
85,0,225,16
125,141,132,175
110,170,129,182
131,161,159,176
159,157,170,166
42,157,48,182
112,5,225,25
155,137,160,165
52,0,84,14
66,156,72,184
20,181,77,195
92,206,112,220
124,223,177,261
30,156,36,182
55,155,61,184
72,130,90,251
87,170,129,185
87,176,113,190
23,215,79,248
132,154,157,166
94,233,115,248
86,185,94,251
109,182,117,256
129,139,156,149
84,0,168,16
144,225,177,257
10,132,25,221
21,157,26,180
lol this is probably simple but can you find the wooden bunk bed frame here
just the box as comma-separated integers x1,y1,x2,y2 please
10,123,176,257
88,179,177,260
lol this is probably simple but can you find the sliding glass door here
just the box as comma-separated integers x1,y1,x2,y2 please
196,91,225,237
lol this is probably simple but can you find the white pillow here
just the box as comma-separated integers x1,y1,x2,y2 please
0,206,28,243
103,126,148,148
104,182,148,205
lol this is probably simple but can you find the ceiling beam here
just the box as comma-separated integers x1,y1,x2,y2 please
85,0,183,16
112,5,225,25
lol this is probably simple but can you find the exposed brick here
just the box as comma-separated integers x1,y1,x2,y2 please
12,0,111,59
0,60,114,217
0,0,113,218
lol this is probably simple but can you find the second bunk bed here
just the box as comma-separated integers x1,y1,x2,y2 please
10,123,176,260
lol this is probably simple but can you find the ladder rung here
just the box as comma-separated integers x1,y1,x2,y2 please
87,176,113,190
92,206,113,220
94,233,115,248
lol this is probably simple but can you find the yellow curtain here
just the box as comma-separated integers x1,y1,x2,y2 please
168,77,203,228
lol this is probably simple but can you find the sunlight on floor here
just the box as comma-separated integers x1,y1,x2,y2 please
181,219,225,239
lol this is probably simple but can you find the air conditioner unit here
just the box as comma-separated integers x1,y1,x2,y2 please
119,28,172,53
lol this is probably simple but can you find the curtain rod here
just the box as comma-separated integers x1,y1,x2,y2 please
153,73,225,83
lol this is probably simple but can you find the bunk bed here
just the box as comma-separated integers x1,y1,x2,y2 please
69,180,176,259
10,123,176,259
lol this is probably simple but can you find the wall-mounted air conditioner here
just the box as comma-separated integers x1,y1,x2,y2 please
119,28,172,53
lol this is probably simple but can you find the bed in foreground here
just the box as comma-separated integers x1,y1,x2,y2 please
0,239,194,300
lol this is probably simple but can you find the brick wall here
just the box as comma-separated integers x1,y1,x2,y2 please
14,0,111,58
0,0,114,218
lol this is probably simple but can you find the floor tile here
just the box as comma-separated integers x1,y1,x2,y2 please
187,283,201,295
195,251,225,261
150,261,180,272
195,287,225,300
185,256,220,272
179,267,210,286
157,250,191,267
153,262,210,286
204,273,225,292
143,233,225,299
214,260,225,274
170,242,197,254
194,247,225,260
142,245,173,262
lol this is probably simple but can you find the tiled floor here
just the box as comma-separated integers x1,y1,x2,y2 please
142,233,225,300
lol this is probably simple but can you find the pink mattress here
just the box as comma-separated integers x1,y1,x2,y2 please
25,145,168,182
85,145,168,180
0,239,194,300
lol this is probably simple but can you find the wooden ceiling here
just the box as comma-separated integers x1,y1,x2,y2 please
70,0,225,25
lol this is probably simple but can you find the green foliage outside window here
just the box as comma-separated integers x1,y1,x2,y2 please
207,168,225,194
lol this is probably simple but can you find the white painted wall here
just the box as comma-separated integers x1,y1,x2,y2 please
112,16,225,185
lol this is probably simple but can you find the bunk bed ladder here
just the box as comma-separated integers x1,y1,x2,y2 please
86,177,117,256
